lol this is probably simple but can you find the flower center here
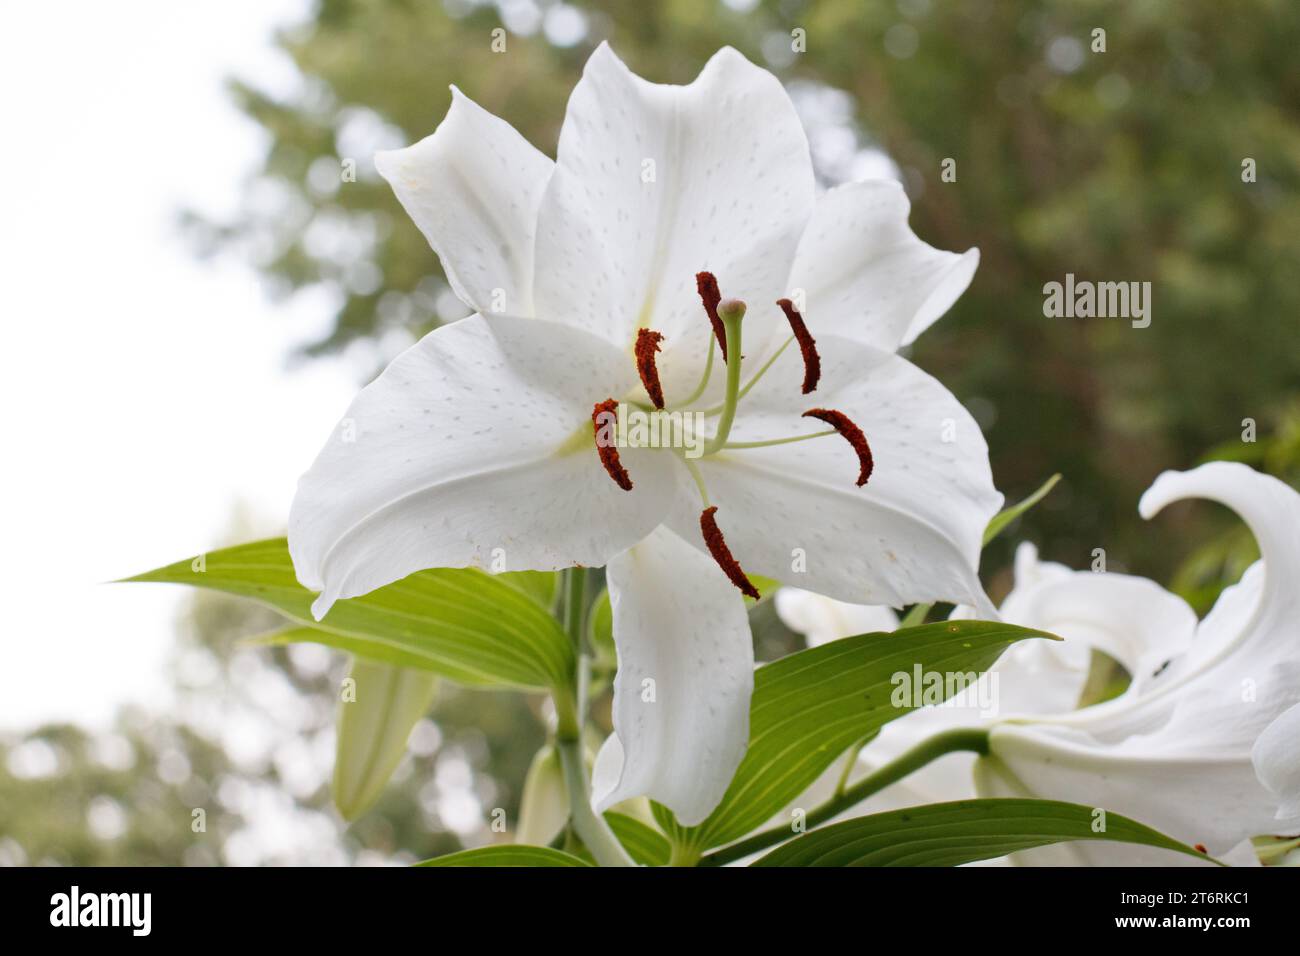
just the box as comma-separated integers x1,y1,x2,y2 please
591,271,873,597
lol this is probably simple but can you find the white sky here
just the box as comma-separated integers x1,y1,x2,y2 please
0,0,358,729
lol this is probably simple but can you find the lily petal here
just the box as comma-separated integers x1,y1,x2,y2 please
289,314,680,618
1253,701,1300,820
773,586,898,647
983,721,1280,858
593,525,754,825
669,335,1001,613
997,568,1197,708
375,88,552,316
788,180,979,351
1139,461,1300,674
972,752,1231,866
533,43,815,377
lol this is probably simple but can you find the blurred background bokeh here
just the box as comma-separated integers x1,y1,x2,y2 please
3,0,1297,864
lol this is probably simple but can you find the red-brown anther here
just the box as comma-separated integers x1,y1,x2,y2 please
634,328,666,409
776,298,820,394
699,506,760,599
592,399,632,491
695,271,728,361
803,408,874,486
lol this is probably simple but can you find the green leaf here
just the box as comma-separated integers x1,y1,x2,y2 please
415,846,593,867
499,570,559,610
658,620,1057,852
332,658,438,821
751,799,1217,866
983,473,1061,545
126,538,574,692
604,812,671,867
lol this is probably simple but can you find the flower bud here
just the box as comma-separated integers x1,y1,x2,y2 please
332,657,439,821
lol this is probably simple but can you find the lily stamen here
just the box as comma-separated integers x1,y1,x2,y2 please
695,271,728,361
668,335,715,411
722,428,837,450
802,408,874,486
592,398,633,490
776,298,820,394
635,328,667,409
699,505,760,599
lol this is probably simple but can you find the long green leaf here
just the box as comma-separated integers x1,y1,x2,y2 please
126,539,574,691
983,473,1062,545
416,846,592,867
656,621,1057,851
752,798,1217,866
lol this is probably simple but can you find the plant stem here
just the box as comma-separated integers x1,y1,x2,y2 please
703,309,745,455
562,566,585,649
556,731,634,867
700,335,793,415
699,727,990,866
553,568,635,867
833,732,876,798
899,602,933,628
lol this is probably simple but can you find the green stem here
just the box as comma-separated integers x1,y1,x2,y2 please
703,311,745,455
833,732,876,798
724,429,835,450
899,602,933,628
700,335,793,415
562,567,585,649
555,731,634,867
670,335,715,410
554,568,635,867
680,456,711,507
699,728,989,867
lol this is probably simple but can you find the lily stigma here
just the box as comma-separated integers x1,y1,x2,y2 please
590,271,872,600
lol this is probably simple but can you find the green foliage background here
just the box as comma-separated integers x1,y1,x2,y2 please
4,0,1298,864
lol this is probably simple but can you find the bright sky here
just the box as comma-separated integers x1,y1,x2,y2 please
0,1,358,728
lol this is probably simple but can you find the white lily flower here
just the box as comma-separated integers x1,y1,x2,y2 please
289,44,1001,825
780,462,1299,864
982,462,1300,863
776,543,1176,814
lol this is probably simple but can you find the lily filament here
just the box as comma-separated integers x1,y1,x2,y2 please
590,272,875,598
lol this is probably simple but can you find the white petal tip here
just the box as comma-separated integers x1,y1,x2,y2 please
310,593,334,621
373,148,400,180
900,247,981,347
1137,469,1182,520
